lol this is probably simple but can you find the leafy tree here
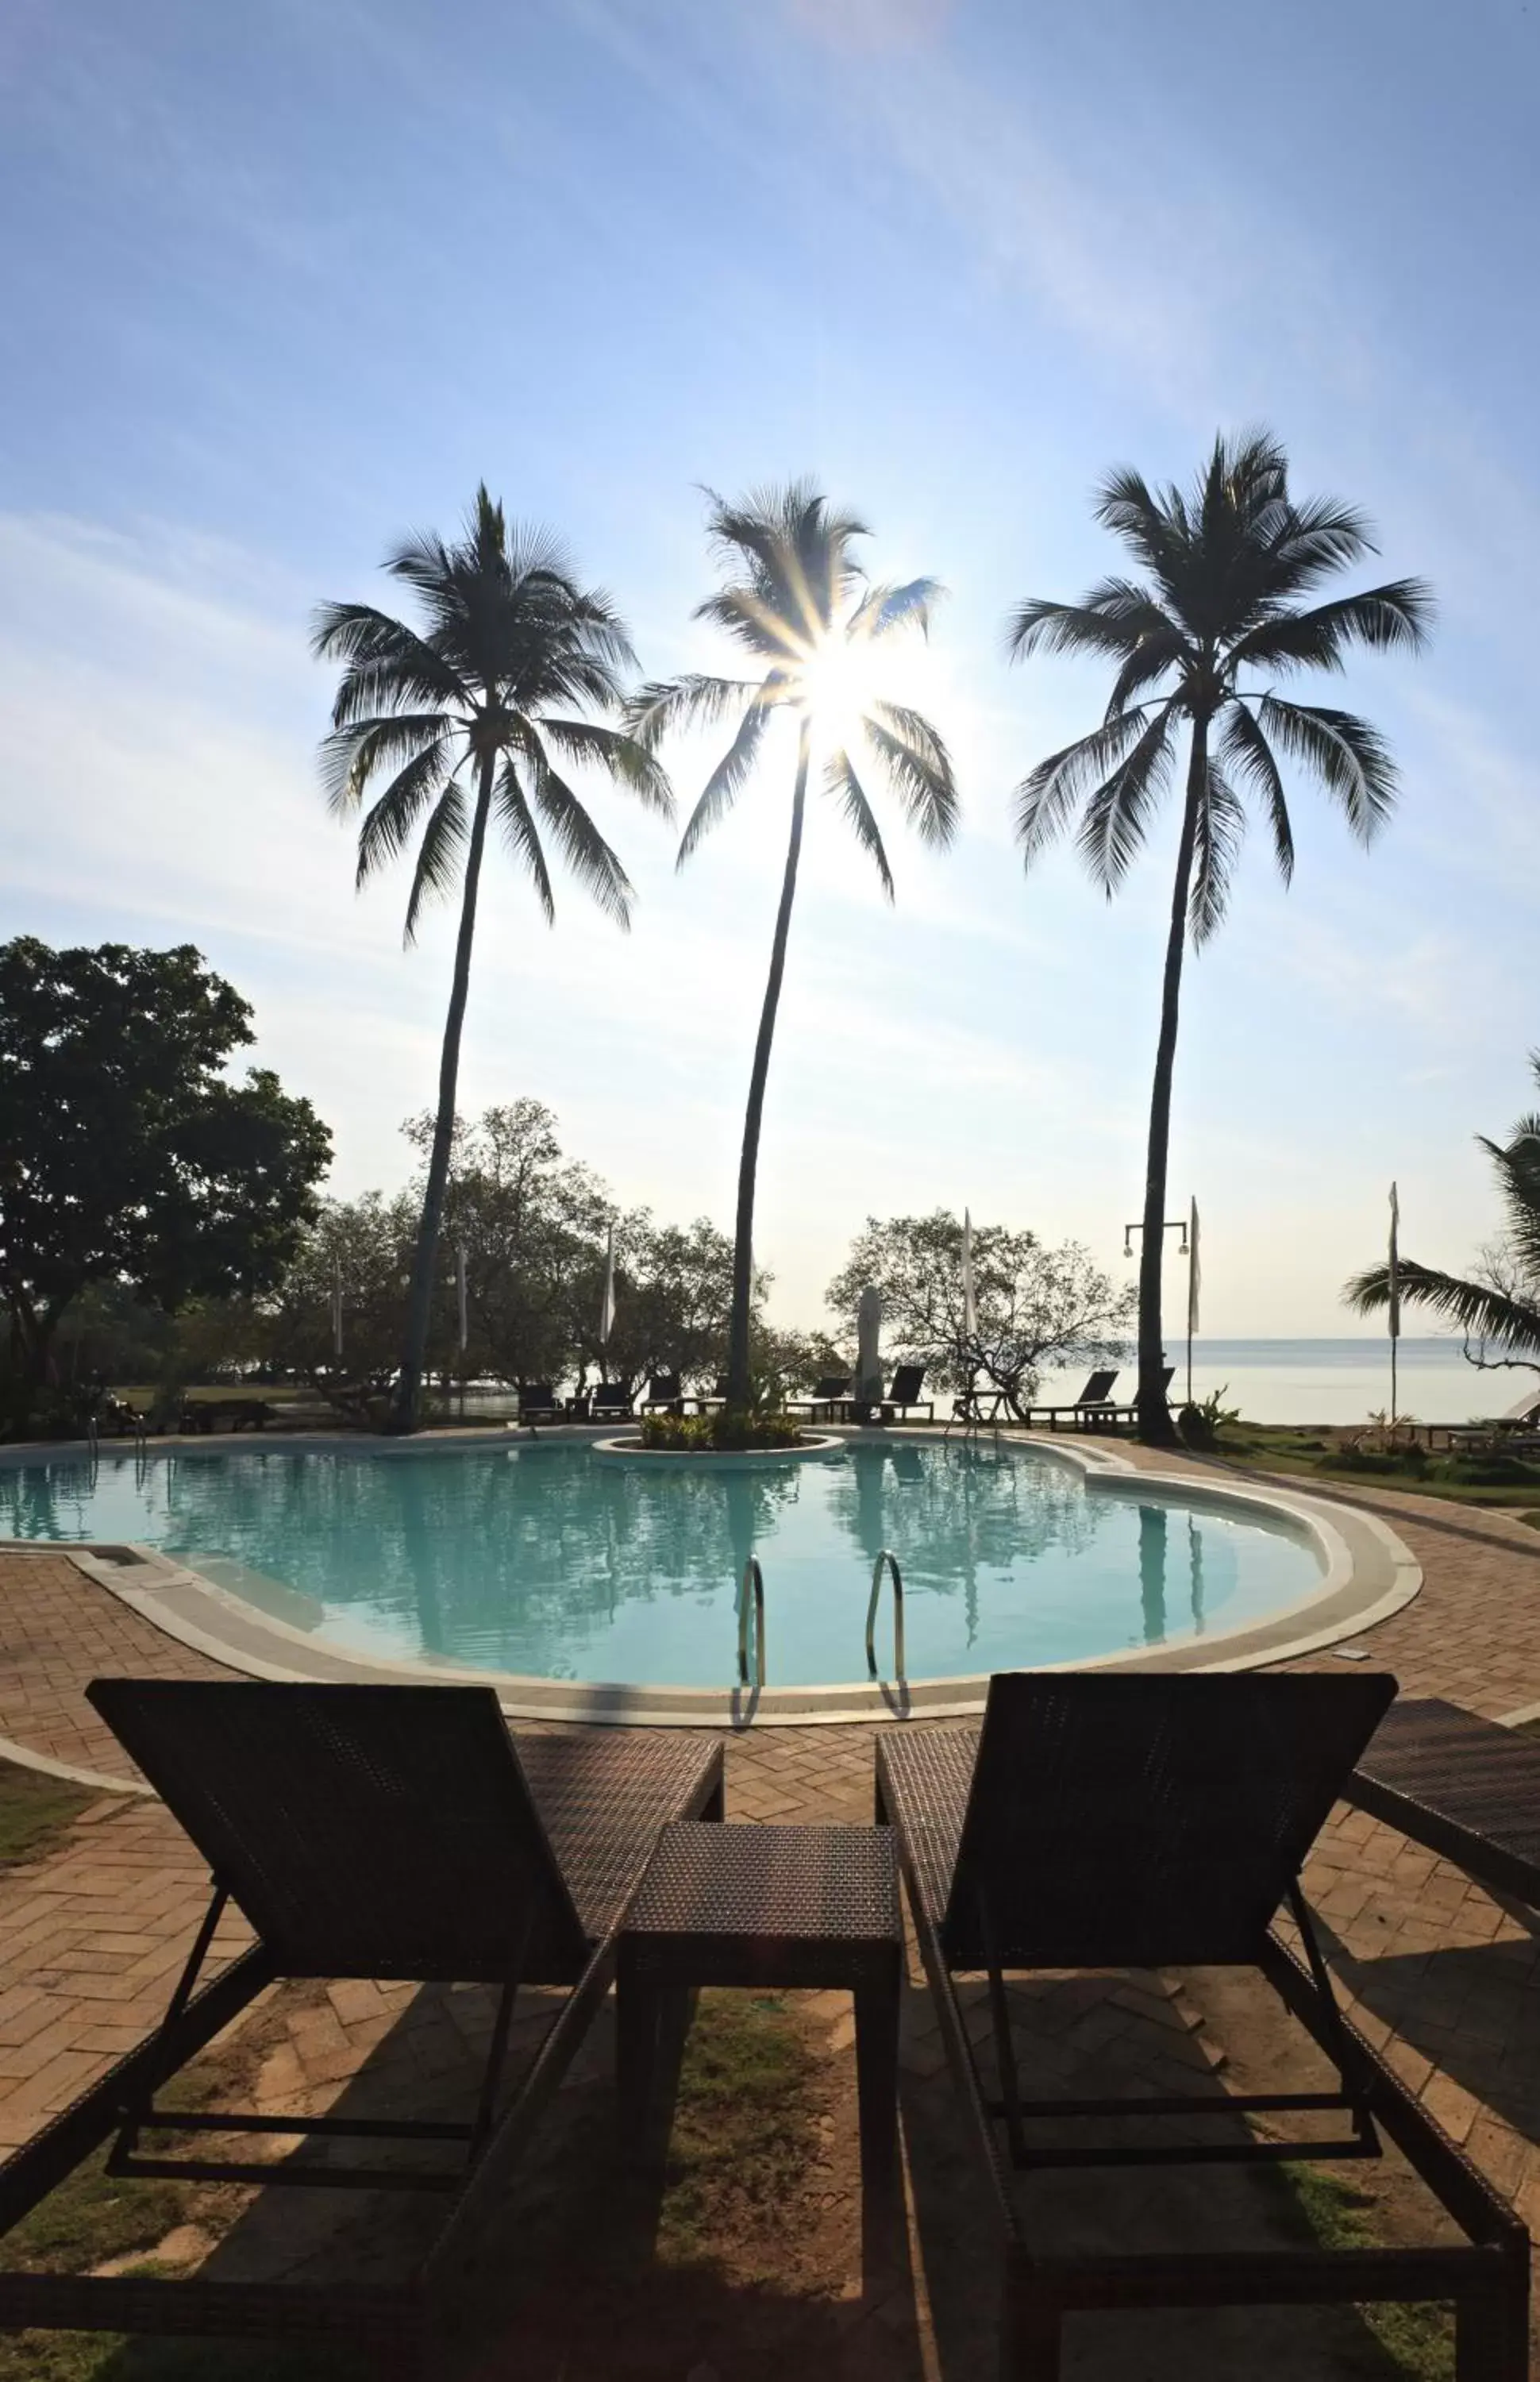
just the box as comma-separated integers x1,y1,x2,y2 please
628,481,957,1410
1345,1059,1540,1393
827,1211,1134,1416
258,1191,420,1422
314,488,672,1432
1007,432,1430,1442
428,1101,610,1391
0,939,330,1403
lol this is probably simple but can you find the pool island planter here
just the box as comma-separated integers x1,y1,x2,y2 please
592,1431,844,1463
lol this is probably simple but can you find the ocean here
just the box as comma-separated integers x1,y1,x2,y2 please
1033,1338,1538,1428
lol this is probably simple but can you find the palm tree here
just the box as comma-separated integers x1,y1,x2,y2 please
314,487,672,1432
1346,1062,1540,1383
1006,431,1431,1443
627,481,958,1410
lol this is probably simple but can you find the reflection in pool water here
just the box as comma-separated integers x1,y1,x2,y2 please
0,1439,1320,1689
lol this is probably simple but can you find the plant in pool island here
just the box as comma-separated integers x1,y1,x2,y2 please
827,1212,1134,1420
637,1409,804,1452
313,488,673,1433
1007,430,1431,1443
1345,1054,1540,1397
0,938,330,1436
626,481,958,1414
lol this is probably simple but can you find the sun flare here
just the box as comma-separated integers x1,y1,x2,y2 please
795,627,887,752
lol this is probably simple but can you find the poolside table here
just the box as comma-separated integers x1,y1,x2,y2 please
617,1822,903,2191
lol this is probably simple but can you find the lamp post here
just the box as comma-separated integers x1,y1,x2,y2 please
1124,1209,1195,1410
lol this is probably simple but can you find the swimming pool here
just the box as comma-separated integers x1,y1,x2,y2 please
0,1436,1330,1691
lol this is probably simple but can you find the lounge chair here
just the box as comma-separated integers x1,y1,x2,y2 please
1023,1372,1118,1420
881,1364,932,1422
640,1373,683,1415
787,1373,853,1420
516,1381,559,1428
686,1375,730,1414
1345,1697,1540,1911
589,1381,633,1421
876,1671,1528,2376
0,1680,722,2374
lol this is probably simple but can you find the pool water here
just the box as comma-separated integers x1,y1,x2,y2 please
0,1440,1325,1689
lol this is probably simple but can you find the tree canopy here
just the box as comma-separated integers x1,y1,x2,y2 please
1345,1057,1540,1389
826,1211,1134,1416
0,939,331,1393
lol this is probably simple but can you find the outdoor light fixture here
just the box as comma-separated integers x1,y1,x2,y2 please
1124,1217,1190,1258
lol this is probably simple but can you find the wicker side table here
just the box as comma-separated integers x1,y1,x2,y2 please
617,1823,903,2190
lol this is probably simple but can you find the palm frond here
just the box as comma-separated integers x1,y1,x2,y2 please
823,751,895,900
492,761,555,926
861,711,959,848
318,716,449,815
623,674,767,750
848,576,945,641
1480,1120,1540,1281
1006,595,1155,665
676,688,781,866
354,743,456,887
1187,757,1246,946
1344,1258,1540,1359
522,741,635,928
1256,696,1398,842
402,782,468,946
1072,706,1178,893
310,603,468,723
1011,708,1157,866
536,717,675,819
1219,700,1294,884
1229,580,1434,675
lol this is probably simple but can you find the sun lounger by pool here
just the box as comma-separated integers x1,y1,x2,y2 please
876,1671,1528,2377
1018,1367,1120,1428
787,1373,853,1420
1345,1697,1540,1911
516,1381,559,1427
640,1374,683,1414
0,1680,722,2375
590,1381,633,1420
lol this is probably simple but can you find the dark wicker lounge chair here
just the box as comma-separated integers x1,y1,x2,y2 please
516,1380,559,1427
1345,1697,1540,1911
880,1364,932,1421
876,1671,1529,2377
0,1681,722,2376
590,1381,633,1421
1018,1366,1119,1428
640,1373,683,1415
787,1373,853,1420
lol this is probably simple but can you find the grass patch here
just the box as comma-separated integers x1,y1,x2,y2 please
0,2038,373,2382
0,1759,95,1869
1213,1424,1540,1510
1276,2163,1454,2380
657,1991,822,2263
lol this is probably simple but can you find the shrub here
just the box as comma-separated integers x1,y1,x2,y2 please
637,1409,803,1453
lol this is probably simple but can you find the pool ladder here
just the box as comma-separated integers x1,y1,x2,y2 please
736,1548,906,1694
865,1549,907,1686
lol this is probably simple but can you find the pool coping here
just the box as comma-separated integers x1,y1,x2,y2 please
0,1427,1421,1727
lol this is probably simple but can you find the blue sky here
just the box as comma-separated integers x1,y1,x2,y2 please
2,0,1537,1334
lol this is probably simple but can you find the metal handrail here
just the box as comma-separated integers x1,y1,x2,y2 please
737,1556,766,1688
865,1549,906,1683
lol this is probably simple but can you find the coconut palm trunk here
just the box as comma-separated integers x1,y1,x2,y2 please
1137,722,1207,1445
727,718,810,1406
393,746,496,1432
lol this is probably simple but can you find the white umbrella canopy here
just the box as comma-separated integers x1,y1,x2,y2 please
599,1222,617,1353
962,1208,977,1341
857,1285,883,1406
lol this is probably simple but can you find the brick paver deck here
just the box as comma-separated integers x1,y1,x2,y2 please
3,1449,1540,2359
